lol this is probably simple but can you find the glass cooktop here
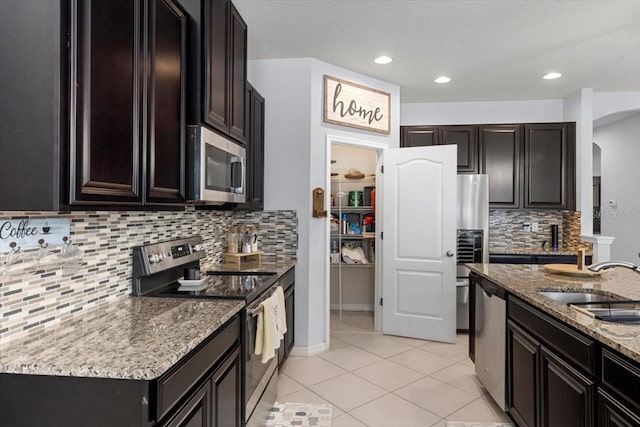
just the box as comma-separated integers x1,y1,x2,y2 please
157,273,278,304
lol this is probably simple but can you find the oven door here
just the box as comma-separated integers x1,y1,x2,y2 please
245,302,278,424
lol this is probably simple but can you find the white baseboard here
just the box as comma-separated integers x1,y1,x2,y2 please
289,342,327,357
330,303,374,311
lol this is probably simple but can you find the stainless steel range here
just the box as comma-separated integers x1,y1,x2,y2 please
132,236,279,427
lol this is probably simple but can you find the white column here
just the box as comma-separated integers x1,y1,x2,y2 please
582,235,615,263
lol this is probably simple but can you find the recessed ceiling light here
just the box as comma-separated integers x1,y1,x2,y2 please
543,72,562,80
374,56,393,65
434,76,451,84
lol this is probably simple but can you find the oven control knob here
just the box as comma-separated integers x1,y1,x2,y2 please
193,244,205,252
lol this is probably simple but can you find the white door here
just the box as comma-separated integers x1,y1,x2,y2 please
381,145,457,342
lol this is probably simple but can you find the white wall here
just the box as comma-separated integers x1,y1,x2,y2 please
563,89,594,236
247,58,313,346
401,99,563,125
594,92,640,121
248,58,399,351
593,113,640,261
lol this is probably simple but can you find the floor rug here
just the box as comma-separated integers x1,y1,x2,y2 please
265,402,332,427
445,422,514,427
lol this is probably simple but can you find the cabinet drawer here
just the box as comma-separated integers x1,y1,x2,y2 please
601,348,640,412
508,297,595,374
157,316,240,420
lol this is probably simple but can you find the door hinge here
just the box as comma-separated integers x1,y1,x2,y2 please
380,165,384,173
381,231,383,240
380,298,383,306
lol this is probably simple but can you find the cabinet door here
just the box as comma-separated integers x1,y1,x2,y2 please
70,0,143,205
210,347,241,427
285,285,295,354
540,347,595,427
507,320,539,427
439,125,478,173
162,381,210,427
244,83,264,210
146,0,186,204
480,125,522,208
400,126,439,147
228,2,247,144
598,389,640,427
523,123,575,209
204,0,229,134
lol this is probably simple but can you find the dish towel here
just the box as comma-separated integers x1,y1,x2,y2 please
254,295,276,363
274,286,287,338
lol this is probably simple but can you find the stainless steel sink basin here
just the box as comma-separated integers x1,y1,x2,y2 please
537,291,615,304
569,300,640,324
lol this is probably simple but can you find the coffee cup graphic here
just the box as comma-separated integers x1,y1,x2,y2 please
42,222,51,234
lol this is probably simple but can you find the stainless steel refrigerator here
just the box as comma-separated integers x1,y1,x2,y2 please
455,174,489,329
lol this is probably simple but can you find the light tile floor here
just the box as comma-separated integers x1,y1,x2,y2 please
277,311,512,427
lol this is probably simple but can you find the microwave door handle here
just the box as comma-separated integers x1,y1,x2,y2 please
230,156,244,194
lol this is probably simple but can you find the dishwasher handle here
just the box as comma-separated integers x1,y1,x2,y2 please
477,277,506,300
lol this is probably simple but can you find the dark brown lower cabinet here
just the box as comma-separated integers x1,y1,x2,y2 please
278,269,295,367
162,346,241,427
540,347,595,427
0,315,241,426
163,380,210,427
598,389,640,427
210,347,242,427
507,320,539,427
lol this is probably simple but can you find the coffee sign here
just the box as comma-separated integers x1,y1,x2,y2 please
324,75,391,134
0,218,71,252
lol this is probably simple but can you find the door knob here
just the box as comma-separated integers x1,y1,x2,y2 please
446,251,455,257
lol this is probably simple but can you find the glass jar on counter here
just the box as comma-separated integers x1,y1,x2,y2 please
227,226,239,254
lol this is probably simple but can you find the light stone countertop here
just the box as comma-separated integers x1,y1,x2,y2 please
0,297,244,380
202,259,296,277
489,248,591,256
466,263,640,363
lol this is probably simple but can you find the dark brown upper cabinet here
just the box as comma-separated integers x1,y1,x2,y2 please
523,123,575,210
204,0,247,145
0,0,67,210
236,83,265,210
70,0,143,205
146,0,187,205
70,0,186,207
439,125,479,173
400,126,439,147
479,125,522,208
401,125,478,174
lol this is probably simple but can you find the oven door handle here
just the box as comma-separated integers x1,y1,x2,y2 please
247,286,280,317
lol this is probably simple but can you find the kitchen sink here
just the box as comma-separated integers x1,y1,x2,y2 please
537,291,616,304
569,300,640,324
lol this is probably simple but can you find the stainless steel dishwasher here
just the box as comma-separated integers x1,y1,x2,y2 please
474,277,507,411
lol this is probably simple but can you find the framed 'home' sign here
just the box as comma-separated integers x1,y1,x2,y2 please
324,75,391,134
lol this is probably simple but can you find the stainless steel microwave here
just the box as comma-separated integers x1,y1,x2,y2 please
186,126,245,205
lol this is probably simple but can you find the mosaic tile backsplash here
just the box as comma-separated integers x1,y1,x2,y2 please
0,207,297,344
489,209,591,252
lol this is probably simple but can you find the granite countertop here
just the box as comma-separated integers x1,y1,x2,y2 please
202,259,296,277
0,297,244,380
467,263,640,363
489,248,591,256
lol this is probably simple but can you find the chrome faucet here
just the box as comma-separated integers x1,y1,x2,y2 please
588,260,640,273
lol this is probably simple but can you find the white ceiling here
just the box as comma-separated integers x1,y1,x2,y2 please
233,0,640,103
